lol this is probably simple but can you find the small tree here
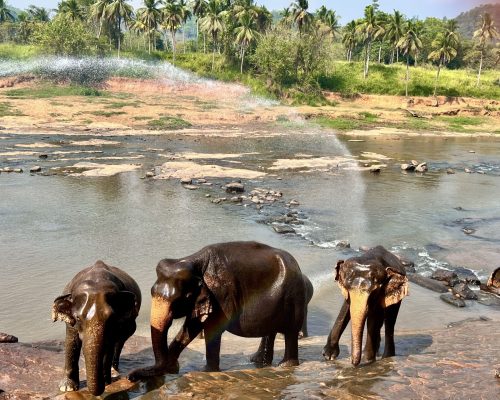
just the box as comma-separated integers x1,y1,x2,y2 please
428,27,459,97
234,12,258,73
397,20,422,97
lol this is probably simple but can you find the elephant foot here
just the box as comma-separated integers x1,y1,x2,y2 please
382,349,395,359
59,377,79,392
298,330,308,339
203,364,220,372
250,353,272,367
278,358,299,367
127,361,180,382
322,343,340,360
111,366,120,378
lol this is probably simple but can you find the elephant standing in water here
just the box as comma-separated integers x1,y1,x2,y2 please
128,241,309,381
323,246,409,366
52,261,141,395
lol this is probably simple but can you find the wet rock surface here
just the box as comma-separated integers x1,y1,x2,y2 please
1,319,499,399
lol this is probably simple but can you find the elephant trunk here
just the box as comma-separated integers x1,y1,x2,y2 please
349,290,369,366
150,296,173,368
83,327,106,396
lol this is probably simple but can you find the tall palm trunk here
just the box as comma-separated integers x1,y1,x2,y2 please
182,26,186,54
476,49,484,87
433,59,442,97
240,45,246,74
364,40,371,79
378,44,382,63
396,47,399,62
171,30,176,63
349,291,369,366
405,55,410,97
117,17,121,58
211,34,216,71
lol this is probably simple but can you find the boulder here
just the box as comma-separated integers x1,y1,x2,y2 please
452,283,478,300
401,163,416,171
38,154,48,159
145,172,154,178
407,273,449,293
183,184,198,190
462,227,476,235
225,182,245,193
446,168,455,174
415,163,428,172
454,267,480,285
289,199,300,206
432,269,459,286
272,225,296,234
13,168,23,173
411,160,419,166
0,332,18,343
440,293,466,308
180,177,192,184
335,240,351,249
369,166,381,173
30,166,42,173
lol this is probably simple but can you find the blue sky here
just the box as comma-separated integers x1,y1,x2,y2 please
11,0,498,23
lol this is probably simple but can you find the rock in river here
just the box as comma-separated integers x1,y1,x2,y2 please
272,225,296,234
401,163,416,171
408,273,448,293
415,162,428,172
225,182,245,193
440,293,466,308
30,166,42,173
452,283,478,300
0,332,18,343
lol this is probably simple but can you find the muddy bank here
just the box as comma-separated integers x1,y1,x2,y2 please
0,318,498,399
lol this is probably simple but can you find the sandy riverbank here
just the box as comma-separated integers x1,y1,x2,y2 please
0,77,499,138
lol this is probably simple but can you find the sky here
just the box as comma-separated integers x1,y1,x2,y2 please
10,0,499,23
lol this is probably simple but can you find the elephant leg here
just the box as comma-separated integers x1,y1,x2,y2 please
250,333,276,366
299,306,309,339
168,317,204,373
59,324,82,392
103,347,114,385
203,311,229,372
112,321,136,373
279,330,299,367
382,302,401,358
323,300,350,360
364,303,384,363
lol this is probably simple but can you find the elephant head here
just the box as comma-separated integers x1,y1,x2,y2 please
335,246,409,366
52,281,138,395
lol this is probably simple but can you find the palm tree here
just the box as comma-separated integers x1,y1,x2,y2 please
57,0,84,21
0,0,15,22
397,20,422,97
279,7,292,28
321,10,340,41
255,5,272,32
291,0,312,36
136,0,162,53
27,5,51,22
105,0,133,57
90,0,112,38
386,10,404,63
473,13,499,87
199,0,225,71
162,0,183,62
342,20,357,62
191,0,207,52
428,27,459,97
316,5,328,21
234,12,258,73
357,5,380,79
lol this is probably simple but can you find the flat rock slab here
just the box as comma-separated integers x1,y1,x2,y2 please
440,293,466,307
407,274,448,293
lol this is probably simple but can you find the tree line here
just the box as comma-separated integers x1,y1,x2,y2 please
0,0,498,96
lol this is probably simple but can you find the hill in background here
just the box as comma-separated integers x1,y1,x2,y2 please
455,3,500,39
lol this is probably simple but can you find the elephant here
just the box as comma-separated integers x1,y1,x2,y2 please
128,241,307,381
481,267,500,295
52,260,141,396
250,273,314,366
323,246,409,366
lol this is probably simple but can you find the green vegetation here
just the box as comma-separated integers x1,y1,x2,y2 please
90,110,126,117
0,101,24,116
5,85,104,98
146,115,192,129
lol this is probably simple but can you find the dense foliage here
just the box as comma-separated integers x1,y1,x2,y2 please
0,0,498,99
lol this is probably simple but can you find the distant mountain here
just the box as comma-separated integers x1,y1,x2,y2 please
455,3,500,39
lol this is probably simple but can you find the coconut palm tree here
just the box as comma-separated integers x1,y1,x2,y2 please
234,12,257,73
136,0,161,53
27,5,51,22
291,0,312,36
385,10,404,63
105,0,133,57
177,0,191,53
57,0,84,21
0,0,15,22
255,5,272,33
199,0,225,70
397,20,422,97
162,0,183,62
342,20,357,62
428,27,459,97
357,5,381,79
191,0,208,52
279,7,292,28
90,0,112,38
473,13,499,87
320,9,340,41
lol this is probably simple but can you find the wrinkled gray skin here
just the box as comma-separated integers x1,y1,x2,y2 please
250,274,314,366
485,267,500,295
128,241,307,381
52,261,141,396
323,246,409,366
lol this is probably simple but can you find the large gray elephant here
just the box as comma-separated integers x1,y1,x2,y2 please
323,246,409,366
128,241,308,381
52,261,141,396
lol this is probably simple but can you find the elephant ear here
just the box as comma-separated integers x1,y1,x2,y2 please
109,291,139,319
381,267,409,308
52,294,76,325
202,261,240,320
334,260,349,300
192,282,213,323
